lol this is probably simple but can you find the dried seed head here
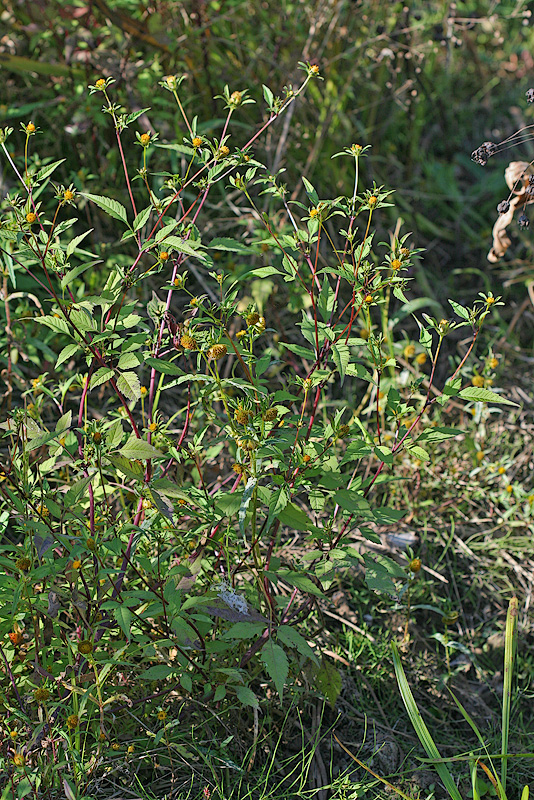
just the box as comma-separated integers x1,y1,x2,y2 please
497,200,510,214
207,344,227,360
13,753,25,767
518,213,529,228
232,463,245,474
263,407,278,422
409,557,422,573
15,557,31,571
34,687,50,703
78,640,93,655
246,312,260,326
180,335,197,350
86,537,96,551
471,141,497,166
234,407,251,425
67,714,79,729
337,424,351,439
471,374,485,387
526,88,534,103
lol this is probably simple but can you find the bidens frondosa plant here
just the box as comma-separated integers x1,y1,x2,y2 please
0,63,514,784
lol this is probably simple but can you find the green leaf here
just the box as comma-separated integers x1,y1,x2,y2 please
35,314,69,335
332,488,370,513
260,640,288,702
105,419,124,449
416,426,461,443
313,659,342,708
107,455,145,480
139,665,176,680
363,552,404,595
302,176,319,205
448,299,470,321
133,206,152,231
55,410,72,434
277,625,318,664
459,387,517,406
277,570,324,597
113,606,131,638
66,229,94,258
55,343,79,369
248,266,281,278
116,371,141,403
119,436,164,460
64,475,94,507
224,622,266,639
145,357,183,375
209,237,251,253
235,685,260,709
81,192,129,226
404,444,430,461
277,502,312,532
332,343,350,384
34,158,65,183
126,107,151,125
90,367,114,390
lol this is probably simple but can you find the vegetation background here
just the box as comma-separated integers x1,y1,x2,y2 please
1,0,534,799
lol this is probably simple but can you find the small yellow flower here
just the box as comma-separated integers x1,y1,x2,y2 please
26,212,37,224
368,196,378,207
13,753,25,767
415,352,427,365
192,136,203,148
25,122,36,134
127,745,135,753
235,330,246,339
302,454,311,464
157,710,167,721
72,560,82,570
472,375,485,388
34,687,50,703
64,189,75,201
159,251,169,262
149,421,157,432
309,207,319,217
488,357,498,369
528,495,534,504
164,75,176,88
364,294,373,304
409,558,422,573
37,503,49,517
498,466,506,474
111,742,121,750
391,259,401,270
95,79,106,88
66,714,79,730
486,296,495,305
476,451,484,462
506,485,513,494
219,145,230,157
232,463,245,474
230,91,242,105
310,64,320,74
142,498,153,510
10,730,18,739
403,344,416,359
140,386,148,396
140,132,151,146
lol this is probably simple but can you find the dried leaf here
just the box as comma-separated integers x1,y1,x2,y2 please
488,161,534,262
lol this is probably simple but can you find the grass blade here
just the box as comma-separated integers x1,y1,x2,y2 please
392,641,463,800
502,596,518,793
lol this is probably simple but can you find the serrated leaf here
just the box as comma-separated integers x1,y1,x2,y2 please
332,343,350,383
449,298,470,321
81,192,129,225
404,444,430,461
55,410,72,434
209,237,251,253
107,455,145,480
35,314,70,335
117,352,142,371
332,488,370,513
260,640,288,702
133,206,152,231
90,367,114,390
126,107,150,125
459,387,517,406
55,343,79,369
145,357,182,375
277,570,324,597
116,371,141,403
105,419,124,449
235,685,260,709
277,502,311,532
313,659,342,708
119,436,164,460
64,475,94,507
66,229,94,258
139,665,176,680
35,158,65,183
277,625,319,664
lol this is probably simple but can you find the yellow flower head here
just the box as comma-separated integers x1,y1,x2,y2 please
95,79,106,89
140,132,151,146
192,136,203,148
26,212,37,224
